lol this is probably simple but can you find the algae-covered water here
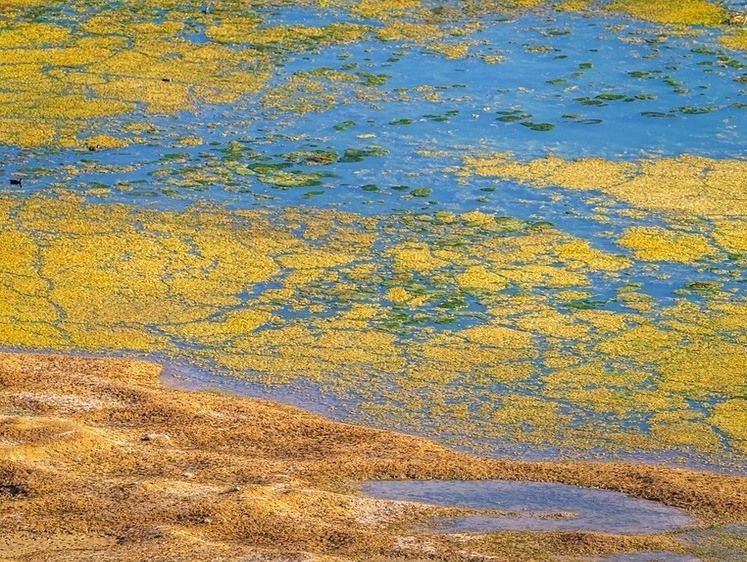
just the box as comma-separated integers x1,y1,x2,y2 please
1,0,746,472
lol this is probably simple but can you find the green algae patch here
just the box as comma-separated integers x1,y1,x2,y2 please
606,0,728,26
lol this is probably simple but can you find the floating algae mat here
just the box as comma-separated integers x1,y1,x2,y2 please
1,0,747,477
361,479,695,533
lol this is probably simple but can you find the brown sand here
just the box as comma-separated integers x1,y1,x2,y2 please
1,352,745,561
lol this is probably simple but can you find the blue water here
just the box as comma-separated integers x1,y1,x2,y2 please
7,11,746,214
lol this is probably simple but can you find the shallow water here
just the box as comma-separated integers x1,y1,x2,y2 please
601,554,699,562
360,479,695,534
678,524,747,560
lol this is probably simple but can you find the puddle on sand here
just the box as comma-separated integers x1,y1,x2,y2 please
601,554,700,562
361,480,695,534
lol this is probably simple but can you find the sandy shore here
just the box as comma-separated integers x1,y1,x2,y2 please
1,351,745,561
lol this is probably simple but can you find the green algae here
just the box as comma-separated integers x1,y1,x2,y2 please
519,122,556,131
338,146,389,162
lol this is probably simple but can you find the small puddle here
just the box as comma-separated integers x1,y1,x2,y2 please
601,554,699,562
361,480,695,534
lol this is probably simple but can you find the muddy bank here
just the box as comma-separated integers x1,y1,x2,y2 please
1,351,745,561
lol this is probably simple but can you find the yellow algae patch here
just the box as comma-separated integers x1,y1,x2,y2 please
710,399,747,451
707,300,747,332
515,304,588,339
456,265,507,293
465,154,635,191
0,120,57,149
658,342,747,399
0,321,66,348
205,21,370,52
617,227,716,263
649,410,722,452
460,324,533,349
491,395,572,444
483,362,535,383
384,286,412,305
554,0,591,12
68,324,169,353
417,342,532,385
204,19,260,43
84,134,130,150
376,22,443,42
613,156,747,217
0,23,69,48
353,0,422,20
177,309,274,344
261,70,378,114
596,324,682,361
513,0,547,6
90,78,193,114
606,0,727,26
501,263,589,288
555,240,631,271
1,195,747,459
465,154,747,219
713,220,747,255
542,365,680,424
33,95,134,120
277,251,354,269
0,230,41,279
720,29,747,51
387,243,446,274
